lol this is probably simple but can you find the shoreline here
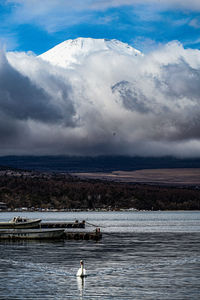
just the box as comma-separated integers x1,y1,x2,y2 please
1,209,200,213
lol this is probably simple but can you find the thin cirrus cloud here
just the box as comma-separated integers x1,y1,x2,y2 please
5,0,200,31
189,18,200,28
0,39,200,157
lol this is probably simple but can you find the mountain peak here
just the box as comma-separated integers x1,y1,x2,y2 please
39,37,141,68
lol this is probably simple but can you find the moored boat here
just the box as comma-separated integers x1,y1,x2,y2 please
0,228,65,239
0,216,41,229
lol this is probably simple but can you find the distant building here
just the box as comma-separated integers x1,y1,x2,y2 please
0,202,7,210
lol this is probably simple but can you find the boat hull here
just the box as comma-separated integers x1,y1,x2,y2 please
0,229,65,239
0,219,41,229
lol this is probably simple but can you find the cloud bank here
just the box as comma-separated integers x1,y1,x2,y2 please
1,41,200,157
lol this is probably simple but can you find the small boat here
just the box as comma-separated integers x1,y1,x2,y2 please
0,228,65,239
0,216,41,229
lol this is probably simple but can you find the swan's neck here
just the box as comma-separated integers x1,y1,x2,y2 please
81,264,84,275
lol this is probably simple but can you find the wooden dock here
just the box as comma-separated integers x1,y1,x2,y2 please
39,220,102,240
64,228,102,241
39,220,85,229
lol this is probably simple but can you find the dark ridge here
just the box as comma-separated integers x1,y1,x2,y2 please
0,171,199,210
0,156,200,173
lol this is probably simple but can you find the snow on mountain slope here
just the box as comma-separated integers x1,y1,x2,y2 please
39,37,141,68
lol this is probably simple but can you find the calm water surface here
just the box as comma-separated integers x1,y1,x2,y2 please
0,211,199,299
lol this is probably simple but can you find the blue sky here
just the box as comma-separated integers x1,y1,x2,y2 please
0,0,200,54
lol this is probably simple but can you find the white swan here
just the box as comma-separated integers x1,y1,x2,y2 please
76,260,86,277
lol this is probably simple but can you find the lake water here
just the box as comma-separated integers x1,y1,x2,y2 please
0,211,199,299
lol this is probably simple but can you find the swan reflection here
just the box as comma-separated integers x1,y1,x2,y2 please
77,276,85,298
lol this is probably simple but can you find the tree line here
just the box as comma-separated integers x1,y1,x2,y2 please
0,172,199,210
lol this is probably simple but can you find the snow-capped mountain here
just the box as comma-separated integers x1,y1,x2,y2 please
40,37,141,68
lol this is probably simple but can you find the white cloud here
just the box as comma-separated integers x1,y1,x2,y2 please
6,0,94,33
7,0,200,12
5,0,200,34
90,0,200,11
189,18,200,28
0,40,200,157
131,37,164,53
0,34,18,51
